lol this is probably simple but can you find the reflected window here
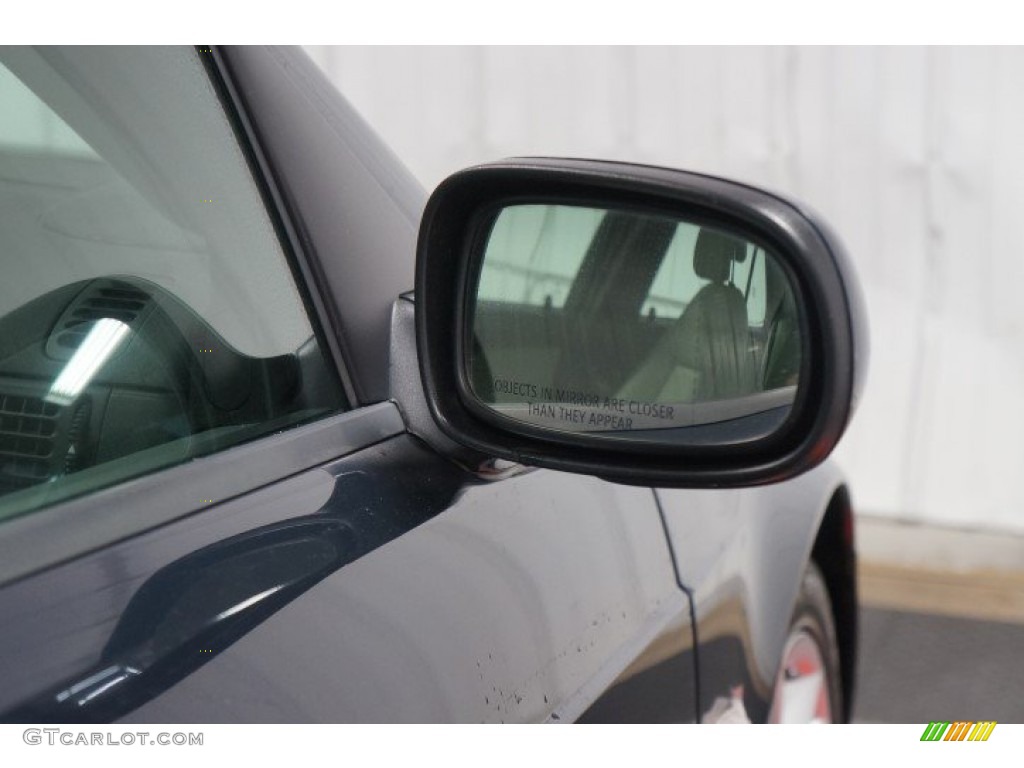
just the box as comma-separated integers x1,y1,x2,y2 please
470,203,802,439
0,47,347,523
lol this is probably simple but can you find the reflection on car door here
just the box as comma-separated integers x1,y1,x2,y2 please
119,453,695,723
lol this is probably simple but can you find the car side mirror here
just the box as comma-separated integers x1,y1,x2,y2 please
415,158,867,487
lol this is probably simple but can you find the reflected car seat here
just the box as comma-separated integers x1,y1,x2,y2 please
619,228,755,403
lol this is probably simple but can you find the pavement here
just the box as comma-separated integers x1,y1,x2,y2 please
853,517,1024,723
855,607,1024,723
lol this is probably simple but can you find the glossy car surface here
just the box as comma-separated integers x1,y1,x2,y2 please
0,46,857,723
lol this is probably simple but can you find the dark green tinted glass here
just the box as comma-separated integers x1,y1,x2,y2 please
469,204,801,441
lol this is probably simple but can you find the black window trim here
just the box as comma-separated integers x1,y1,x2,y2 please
201,44,360,407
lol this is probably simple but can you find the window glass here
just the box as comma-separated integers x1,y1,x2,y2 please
0,47,346,523
477,204,603,307
731,247,767,326
471,203,802,439
640,222,703,318
643,225,767,325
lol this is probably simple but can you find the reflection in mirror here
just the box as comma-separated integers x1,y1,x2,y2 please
468,204,803,443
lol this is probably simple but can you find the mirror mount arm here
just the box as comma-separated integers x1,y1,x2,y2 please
389,294,533,483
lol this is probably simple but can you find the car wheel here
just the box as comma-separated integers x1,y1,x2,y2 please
768,562,843,723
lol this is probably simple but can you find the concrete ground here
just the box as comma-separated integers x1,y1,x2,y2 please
853,517,1024,723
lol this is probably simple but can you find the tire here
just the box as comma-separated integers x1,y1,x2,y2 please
768,562,844,723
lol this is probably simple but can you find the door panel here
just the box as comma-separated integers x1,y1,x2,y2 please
0,405,408,720
656,461,844,722
2,425,694,723
120,457,694,723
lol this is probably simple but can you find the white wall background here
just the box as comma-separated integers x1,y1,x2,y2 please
306,46,1024,534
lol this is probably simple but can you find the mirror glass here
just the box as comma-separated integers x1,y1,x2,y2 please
467,203,804,443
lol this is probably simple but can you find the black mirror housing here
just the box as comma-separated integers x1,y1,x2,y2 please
415,158,867,488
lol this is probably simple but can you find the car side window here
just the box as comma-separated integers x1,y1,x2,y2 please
642,223,767,326
476,204,603,307
0,48,347,524
639,222,706,318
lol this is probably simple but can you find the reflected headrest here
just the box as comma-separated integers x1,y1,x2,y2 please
694,229,748,283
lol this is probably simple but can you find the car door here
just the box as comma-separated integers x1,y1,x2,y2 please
0,45,696,723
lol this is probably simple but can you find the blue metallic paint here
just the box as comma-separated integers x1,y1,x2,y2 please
658,461,849,721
